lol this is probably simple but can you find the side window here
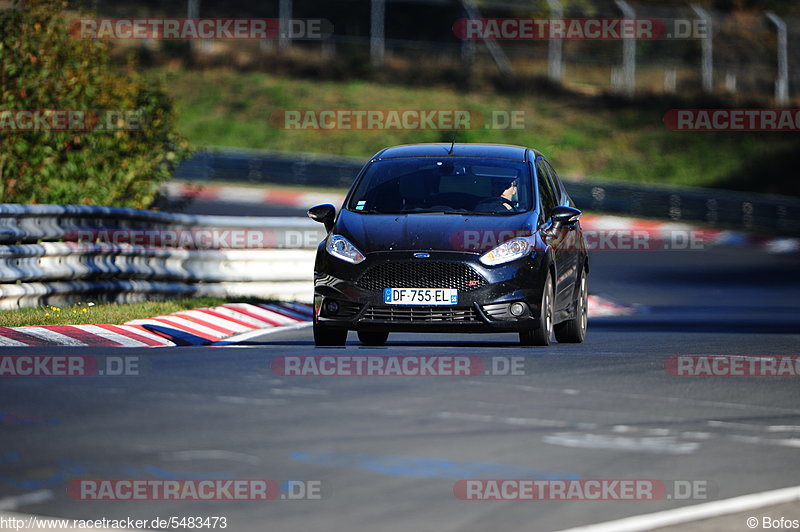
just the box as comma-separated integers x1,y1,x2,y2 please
543,160,565,205
535,159,557,221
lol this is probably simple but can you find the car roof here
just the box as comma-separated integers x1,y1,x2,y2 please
373,143,541,162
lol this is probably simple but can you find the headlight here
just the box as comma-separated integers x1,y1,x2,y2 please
479,237,531,266
326,234,365,264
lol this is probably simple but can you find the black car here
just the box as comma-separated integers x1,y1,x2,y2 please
307,143,589,347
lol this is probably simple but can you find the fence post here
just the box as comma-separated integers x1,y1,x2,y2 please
279,0,292,52
615,0,636,96
187,0,199,56
461,0,512,76
691,4,713,93
461,5,475,68
546,0,563,83
766,11,789,106
371,0,386,67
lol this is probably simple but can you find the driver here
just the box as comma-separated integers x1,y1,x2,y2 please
493,177,518,210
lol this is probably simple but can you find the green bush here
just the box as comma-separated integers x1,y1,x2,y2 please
0,0,190,207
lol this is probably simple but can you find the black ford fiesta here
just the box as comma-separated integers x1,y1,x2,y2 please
307,143,589,347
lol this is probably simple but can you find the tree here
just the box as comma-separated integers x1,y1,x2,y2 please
0,0,190,207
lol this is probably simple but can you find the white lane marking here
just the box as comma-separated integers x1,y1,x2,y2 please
270,386,328,396
767,425,800,432
680,431,712,440
0,490,53,511
159,450,261,464
508,383,800,414
554,484,800,532
435,411,572,428
214,395,287,406
709,420,800,433
14,328,86,346
80,325,148,347
542,432,701,455
726,434,800,449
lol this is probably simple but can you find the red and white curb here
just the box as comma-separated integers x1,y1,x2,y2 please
587,294,637,317
0,303,313,347
162,181,344,210
163,181,799,254
0,297,632,347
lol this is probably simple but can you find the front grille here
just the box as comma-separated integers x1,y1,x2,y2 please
362,305,480,323
356,262,486,292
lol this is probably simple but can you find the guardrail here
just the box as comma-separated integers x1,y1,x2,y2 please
173,148,800,236
0,204,325,309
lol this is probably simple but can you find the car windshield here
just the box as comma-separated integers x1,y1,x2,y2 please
347,157,533,214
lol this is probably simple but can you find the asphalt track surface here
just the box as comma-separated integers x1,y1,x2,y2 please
1,200,799,532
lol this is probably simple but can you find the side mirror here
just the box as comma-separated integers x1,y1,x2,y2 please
550,205,582,228
308,204,336,233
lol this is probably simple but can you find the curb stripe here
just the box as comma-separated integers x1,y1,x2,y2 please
145,317,224,340
174,313,239,336
122,324,179,345
97,324,172,347
0,327,61,346
258,303,310,321
217,305,282,326
15,327,87,346
196,308,263,329
39,325,124,347
80,325,151,347
180,309,253,333
216,304,285,326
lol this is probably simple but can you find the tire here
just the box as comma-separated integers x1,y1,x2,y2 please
520,272,554,346
313,322,347,346
357,330,389,346
555,267,588,344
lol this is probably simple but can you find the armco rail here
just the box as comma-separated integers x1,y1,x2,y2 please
0,204,325,309
173,147,800,235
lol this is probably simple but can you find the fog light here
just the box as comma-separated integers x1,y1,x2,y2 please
324,300,340,316
509,302,527,317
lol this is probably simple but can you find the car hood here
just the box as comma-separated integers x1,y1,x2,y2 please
334,209,535,253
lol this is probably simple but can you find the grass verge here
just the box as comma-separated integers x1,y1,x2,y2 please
0,298,272,328
160,68,800,195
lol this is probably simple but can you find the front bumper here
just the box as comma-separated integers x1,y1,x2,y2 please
313,249,549,333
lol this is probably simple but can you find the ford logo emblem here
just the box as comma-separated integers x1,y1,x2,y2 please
413,252,430,258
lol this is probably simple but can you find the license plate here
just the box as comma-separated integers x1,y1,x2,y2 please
383,288,458,305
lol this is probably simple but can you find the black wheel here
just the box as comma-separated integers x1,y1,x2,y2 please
313,322,347,346
520,273,554,346
357,330,389,346
555,267,588,344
